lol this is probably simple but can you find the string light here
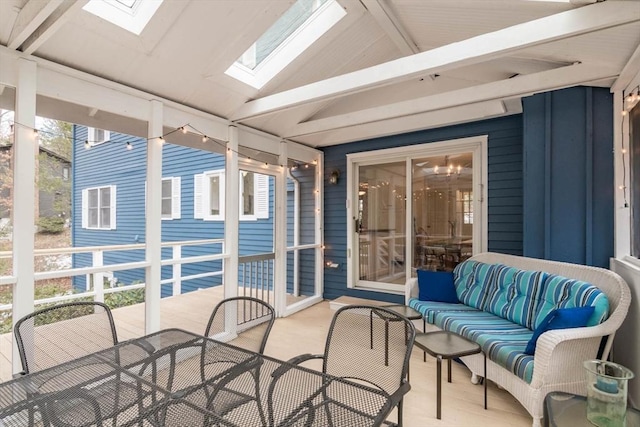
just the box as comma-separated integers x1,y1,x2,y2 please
5,119,303,168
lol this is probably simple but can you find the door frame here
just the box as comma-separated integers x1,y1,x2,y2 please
346,135,488,293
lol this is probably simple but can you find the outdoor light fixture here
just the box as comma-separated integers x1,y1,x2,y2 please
329,170,340,185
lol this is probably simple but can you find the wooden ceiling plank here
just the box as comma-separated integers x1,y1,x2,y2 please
8,0,64,50
21,0,88,55
232,1,640,121
362,0,418,56
285,63,619,137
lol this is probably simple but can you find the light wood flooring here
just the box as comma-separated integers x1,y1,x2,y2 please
0,288,533,426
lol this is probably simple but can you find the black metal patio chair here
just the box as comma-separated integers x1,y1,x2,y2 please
268,304,416,427
13,301,147,426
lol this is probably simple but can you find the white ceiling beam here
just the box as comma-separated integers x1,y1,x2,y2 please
232,1,640,121
285,63,619,137
361,0,419,56
611,41,640,92
21,0,88,55
297,101,510,147
7,0,64,50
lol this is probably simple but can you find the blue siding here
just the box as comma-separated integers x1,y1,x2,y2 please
72,128,274,297
322,115,523,302
523,87,614,267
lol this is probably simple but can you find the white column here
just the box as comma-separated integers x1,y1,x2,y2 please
224,126,239,299
145,100,163,334
273,142,288,314
315,153,324,298
12,58,37,375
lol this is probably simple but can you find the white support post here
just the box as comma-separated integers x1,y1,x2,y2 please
93,250,104,303
274,142,288,314
145,100,163,334
224,126,239,299
315,154,324,298
12,57,37,376
173,245,181,296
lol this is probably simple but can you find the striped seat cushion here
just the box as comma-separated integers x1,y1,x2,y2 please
408,298,479,324
434,310,535,383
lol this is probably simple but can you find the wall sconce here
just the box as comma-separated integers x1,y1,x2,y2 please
329,170,340,185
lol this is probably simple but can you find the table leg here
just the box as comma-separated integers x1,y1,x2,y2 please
384,320,389,366
447,358,452,383
423,319,427,362
437,355,442,420
370,311,374,349
484,353,487,410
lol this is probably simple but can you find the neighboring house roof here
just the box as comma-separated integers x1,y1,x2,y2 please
0,143,71,164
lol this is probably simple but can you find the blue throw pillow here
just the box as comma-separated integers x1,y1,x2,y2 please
524,306,595,355
417,270,458,303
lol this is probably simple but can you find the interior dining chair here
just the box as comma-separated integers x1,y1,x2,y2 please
13,301,144,426
268,305,416,427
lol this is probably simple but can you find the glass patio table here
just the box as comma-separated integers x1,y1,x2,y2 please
0,328,397,426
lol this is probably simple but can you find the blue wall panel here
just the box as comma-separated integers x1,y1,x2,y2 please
522,87,614,267
322,115,524,302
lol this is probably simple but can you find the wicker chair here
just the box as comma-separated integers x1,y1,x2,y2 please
268,305,416,427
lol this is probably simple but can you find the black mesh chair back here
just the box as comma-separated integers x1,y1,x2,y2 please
204,296,275,354
323,305,416,426
14,301,118,374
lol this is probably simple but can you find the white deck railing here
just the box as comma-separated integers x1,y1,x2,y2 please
0,238,225,311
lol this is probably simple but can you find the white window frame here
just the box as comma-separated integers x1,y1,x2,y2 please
224,0,346,89
87,127,111,146
194,170,269,221
346,136,487,293
240,171,270,221
194,170,225,221
161,177,181,220
81,185,116,230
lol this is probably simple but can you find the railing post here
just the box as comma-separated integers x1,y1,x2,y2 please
93,250,104,303
173,245,182,296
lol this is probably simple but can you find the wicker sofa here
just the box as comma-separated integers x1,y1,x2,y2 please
405,252,631,427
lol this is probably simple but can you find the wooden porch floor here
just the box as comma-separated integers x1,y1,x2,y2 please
0,288,532,426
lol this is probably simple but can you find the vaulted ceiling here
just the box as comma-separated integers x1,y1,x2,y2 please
1,0,639,147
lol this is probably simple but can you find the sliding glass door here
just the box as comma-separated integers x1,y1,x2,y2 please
348,137,486,293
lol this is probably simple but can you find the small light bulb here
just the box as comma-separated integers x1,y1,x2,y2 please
202,135,208,143
181,126,187,134
621,148,627,154
126,142,133,150
622,110,628,116
159,136,165,143
618,185,625,190
85,140,91,150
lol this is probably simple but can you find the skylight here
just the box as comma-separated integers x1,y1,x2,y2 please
225,0,346,89
83,0,163,35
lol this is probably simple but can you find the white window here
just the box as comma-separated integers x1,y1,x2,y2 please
88,127,111,146
225,0,345,89
194,170,225,221
240,171,270,220
194,170,269,221
83,0,163,35
82,185,116,229
161,177,181,220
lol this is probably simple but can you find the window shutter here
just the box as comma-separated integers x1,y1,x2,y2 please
194,174,204,219
109,185,117,229
256,173,269,219
172,177,181,219
82,188,88,228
